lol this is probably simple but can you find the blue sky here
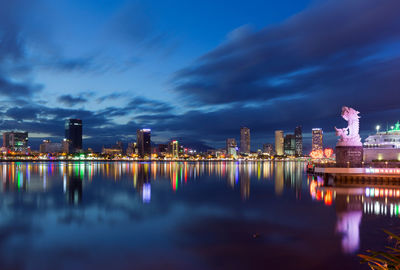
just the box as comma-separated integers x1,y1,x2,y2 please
1,0,400,151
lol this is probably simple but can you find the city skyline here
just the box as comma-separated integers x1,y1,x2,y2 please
0,0,399,151
0,121,315,154
1,1,400,269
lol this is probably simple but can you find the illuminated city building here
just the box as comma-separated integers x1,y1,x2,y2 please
101,147,122,155
295,126,303,156
65,119,82,152
126,142,137,155
262,143,274,155
137,129,151,157
39,140,62,153
3,131,29,152
312,128,323,151
102,141,123,155
240,127,250,154
116,141,124,154
62,139,71,154
226,138,237,157
284,134,296,155
170,140,179,158
275,130,284,155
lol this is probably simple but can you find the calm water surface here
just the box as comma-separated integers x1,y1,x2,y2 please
0,161,399,270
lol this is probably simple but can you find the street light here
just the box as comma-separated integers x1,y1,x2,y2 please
376,125,380,133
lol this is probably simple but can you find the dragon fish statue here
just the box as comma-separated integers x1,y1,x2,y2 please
335,106,362,146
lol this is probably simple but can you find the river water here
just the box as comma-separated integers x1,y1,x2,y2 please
0,161,398,270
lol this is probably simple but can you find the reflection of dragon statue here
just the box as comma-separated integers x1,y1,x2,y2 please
335,106,362,146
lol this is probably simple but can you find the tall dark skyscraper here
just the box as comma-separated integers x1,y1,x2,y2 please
295,126,303,156
65,119,82,152
240,127,250,154
137,129,151,157
284,134,296,155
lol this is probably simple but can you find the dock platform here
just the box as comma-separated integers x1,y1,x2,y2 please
314,167,400,178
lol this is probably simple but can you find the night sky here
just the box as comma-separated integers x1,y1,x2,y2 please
1,0,400,152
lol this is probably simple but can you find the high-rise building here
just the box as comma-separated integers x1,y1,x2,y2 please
226,138,237,158
240,127,250,154
65,119,82,152
137,129,151,157
169,140,179,158
3,131,29,152
284,134,296,155
263,143,274,155
312,128,323,151
275,130,284,155
295,126,303,156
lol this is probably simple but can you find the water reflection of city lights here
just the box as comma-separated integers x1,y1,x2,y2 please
324,190,333,205
0,161,309,201
142,183,151,203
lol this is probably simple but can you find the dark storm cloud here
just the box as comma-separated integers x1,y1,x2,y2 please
96,96,174,118
97,92,127,103
5,107,39,121
0,102,143,150
0,0,97,101
2,105,109,132
57,94,88,106
0,76,42,97
0,0,44,99
0,0,35,61
172,0,400,107
126,96,173,113
36,57,95,73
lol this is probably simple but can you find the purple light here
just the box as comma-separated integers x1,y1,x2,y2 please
142,183,151,203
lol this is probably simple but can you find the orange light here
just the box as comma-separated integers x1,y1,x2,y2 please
324,190,332,205
310,180,317,199
310,150,324,159
324,148,334,158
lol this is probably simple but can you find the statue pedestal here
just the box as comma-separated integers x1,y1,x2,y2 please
335,146,363,167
